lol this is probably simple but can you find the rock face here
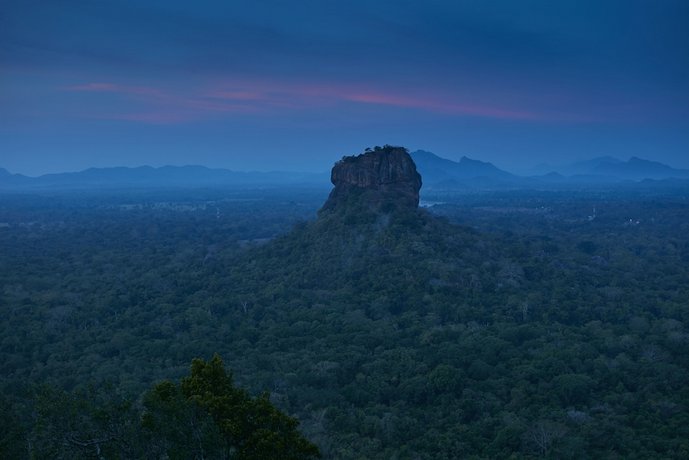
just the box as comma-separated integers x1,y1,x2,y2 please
321,146,422,212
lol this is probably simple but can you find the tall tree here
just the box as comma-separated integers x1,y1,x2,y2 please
144,354,320,460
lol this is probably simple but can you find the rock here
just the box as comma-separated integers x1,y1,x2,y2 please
321,146,422,212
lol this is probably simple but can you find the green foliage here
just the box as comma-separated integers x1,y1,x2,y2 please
141,379,225,459
0,396,27,458
576,240,597,254
19,356,318,459
30,384,138,459
175,354,320,460
142,355,320,459
2,188,689,458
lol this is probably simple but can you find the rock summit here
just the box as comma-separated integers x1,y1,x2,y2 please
321,145,422,212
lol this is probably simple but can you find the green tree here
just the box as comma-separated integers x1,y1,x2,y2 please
145,354,320,460
141,380,225,459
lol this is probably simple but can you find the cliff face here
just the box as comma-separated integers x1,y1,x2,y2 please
321,146,422,212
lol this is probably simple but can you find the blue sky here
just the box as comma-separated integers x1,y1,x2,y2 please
2,0,688,175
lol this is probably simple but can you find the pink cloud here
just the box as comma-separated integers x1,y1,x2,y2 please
61,77,582,124
208,90,266,101
66,82,118,92
343,92,539,120
109,112,192,124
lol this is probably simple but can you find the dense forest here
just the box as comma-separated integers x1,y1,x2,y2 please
1,185,689,458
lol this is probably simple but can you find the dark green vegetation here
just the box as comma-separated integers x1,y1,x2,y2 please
2,186,689,458
19,354,318,459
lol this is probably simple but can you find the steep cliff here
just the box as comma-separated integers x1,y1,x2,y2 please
320,145,422,212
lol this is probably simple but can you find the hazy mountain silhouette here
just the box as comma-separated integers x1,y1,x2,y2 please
411,151,689,189
588,156,689,180
0,165,327,190
552,156,689,180
2,152,687,191
410,150,518,189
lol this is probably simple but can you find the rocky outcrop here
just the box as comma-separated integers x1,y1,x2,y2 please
321,146,422,212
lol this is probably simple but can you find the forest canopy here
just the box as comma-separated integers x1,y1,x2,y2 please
1,187,689,458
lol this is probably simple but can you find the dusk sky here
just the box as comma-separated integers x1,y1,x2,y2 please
2,0,688,176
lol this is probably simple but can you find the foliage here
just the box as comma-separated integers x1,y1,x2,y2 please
2,187,689,458
144,354,320,459
22,355,318,459
30,384,138,459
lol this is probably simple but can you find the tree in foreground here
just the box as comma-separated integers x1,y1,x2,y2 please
25,355,318,459
143,354,320,460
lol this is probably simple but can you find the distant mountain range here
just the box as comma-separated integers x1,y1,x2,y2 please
410,151,519,190
2,151,688,191
0,165,327,190
410,151,689,190
528,156,689,181
563,156,689,180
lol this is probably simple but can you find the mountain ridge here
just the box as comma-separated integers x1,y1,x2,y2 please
2,152,688,191
0,164,328,190
411,151,689,189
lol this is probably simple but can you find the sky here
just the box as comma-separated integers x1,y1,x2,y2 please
1,0,688,176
